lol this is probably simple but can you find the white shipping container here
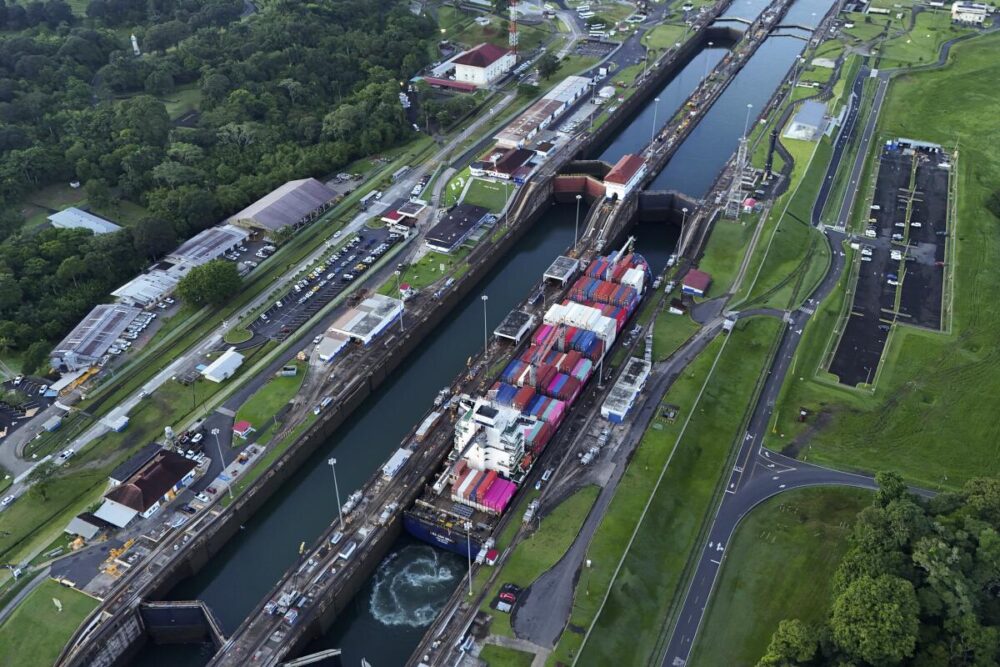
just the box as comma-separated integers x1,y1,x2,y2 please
623,267,645,293
382,449,412,480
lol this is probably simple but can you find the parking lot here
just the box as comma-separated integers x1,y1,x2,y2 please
0,376,56,439
249,228,401,342
829,142,950,386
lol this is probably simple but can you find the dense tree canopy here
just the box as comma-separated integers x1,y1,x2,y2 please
0,0,438,360
176,259,240,305
758,473,1000,667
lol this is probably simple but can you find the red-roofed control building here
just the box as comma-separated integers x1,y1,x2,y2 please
682,269,712,297
454,43,516,87
604,154,647,199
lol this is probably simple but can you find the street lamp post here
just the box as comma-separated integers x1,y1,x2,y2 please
481,294,489,352
650,97,661,144
328,457,344,528
395,269,404,332
704,41,714,81
743,103,754,139
574,194,583,250
465,521,474,596
211,428,232,500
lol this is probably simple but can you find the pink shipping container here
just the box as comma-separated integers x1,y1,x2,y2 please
483,479,518,514
533,325,553,346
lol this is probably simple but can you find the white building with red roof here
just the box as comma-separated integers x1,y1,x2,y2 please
453,43,516,87
604,154,647,199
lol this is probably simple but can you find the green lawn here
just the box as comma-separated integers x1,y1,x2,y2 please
443,166,472,207
642,23,689,52
463,178,512,213
689,487,871,667
480,645,535,667
652,310,700,361
377,246,471,295
877,10,971,68
552,316,782,665
842,14,891,43
0,579,99,667
736,132,833,310
765,32,1000,490
234,361,306,429
482,485,600,637
162,85,202,119
698,216,759,298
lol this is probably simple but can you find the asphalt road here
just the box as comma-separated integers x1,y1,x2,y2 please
660,60,893,667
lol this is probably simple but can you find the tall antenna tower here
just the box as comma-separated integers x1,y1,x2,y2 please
509,0,519,55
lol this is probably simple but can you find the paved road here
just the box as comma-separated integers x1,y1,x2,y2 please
660,57,891,667
829,70,888,231
812,59,867,229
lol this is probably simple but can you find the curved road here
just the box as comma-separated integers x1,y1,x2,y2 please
661,54,891,666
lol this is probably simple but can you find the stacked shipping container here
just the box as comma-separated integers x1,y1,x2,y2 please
448,252,650,516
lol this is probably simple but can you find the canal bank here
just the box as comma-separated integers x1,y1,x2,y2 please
128,0,841,662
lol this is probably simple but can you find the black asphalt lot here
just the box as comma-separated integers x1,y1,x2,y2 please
249,228,397,342
829,144,950,385
0,377,57,437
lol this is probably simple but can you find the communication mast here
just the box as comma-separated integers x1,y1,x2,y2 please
509,0,519,55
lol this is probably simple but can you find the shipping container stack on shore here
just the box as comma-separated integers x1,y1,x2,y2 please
403,247,650,557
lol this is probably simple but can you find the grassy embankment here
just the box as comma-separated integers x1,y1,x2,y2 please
232,360,306,446
689,487,871,666
480,486,600,638
765,32,1000,490
549,316,782,665
479,645,535,667
0,579,100,667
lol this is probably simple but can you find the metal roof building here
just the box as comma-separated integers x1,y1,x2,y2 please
226,178,337,233
50,303,143,371
49,207,122,235
329,294,403,345
112,270,179,307
201,348,245,383
425,203,492,253
167,225,249,267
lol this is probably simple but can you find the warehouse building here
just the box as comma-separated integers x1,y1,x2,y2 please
226,178,337,235
112,270,179,307
453,43,516,87
604,154,647,199
93,449,197,527
494,76,590,149
329,294,404,345
425,203,492,253
201,348,245,383
49,207,121,235
951,1,990,23
51,303,143,371
166,225,249,267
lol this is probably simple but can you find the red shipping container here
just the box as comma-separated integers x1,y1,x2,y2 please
513,386,536,410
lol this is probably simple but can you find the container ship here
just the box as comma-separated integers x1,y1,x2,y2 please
403,242,650,558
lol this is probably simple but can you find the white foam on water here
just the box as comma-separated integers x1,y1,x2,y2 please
369,545,463,628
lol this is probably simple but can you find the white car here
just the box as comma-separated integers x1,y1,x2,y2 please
1,494,16,507
58,449,75,461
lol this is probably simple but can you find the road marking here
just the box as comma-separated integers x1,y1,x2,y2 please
710,559,721,565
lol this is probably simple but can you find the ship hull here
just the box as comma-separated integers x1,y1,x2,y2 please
403,513,485,559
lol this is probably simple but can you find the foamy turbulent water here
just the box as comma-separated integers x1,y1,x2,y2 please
369,545,464,627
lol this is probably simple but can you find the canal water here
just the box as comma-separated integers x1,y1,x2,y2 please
135,0,835,661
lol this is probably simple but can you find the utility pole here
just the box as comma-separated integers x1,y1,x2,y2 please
650,97,661,144
575,194,583,250
328,458,344,528
481,294,489,352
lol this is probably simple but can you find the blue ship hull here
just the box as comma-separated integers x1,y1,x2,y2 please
403,513,485,559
